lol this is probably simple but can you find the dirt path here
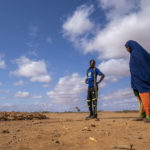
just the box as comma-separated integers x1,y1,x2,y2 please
0,112,150,150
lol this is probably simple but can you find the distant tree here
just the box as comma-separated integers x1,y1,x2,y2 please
75,107,80,112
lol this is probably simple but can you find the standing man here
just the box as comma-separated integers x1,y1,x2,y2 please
85,59,105,119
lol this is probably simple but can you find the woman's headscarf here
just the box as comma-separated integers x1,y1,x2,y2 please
125,40,150,93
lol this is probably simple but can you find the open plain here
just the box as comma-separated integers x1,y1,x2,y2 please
0,112,150,150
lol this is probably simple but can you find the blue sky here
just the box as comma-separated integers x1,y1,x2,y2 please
0,0,150,112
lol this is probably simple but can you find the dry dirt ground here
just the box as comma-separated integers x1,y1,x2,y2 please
0,112,150,150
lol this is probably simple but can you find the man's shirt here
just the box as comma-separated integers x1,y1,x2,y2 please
87,67,103,87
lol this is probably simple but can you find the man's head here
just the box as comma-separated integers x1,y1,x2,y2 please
89,59,96,68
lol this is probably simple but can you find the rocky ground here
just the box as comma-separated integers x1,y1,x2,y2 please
0,112,150,150
0,112,48,121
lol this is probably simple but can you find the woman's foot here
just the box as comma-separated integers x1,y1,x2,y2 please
144,115,150,123
144,118,150,123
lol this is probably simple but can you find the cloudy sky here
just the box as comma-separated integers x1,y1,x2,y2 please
0,0,150,112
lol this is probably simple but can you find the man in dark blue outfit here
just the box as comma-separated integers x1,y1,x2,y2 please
85,59,105,119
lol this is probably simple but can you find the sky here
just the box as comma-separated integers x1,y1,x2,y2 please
0,0,150,112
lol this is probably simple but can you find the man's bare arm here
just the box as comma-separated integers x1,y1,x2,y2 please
85,78,88,84
97,73,105,84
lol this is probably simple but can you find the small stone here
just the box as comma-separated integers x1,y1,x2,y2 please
56,141,60,144
2,129,10,134
54,134,61,137
82,127,91,131
111,144,133,150
91,124,96,127
89,137,97,142
105,131,111,136
7,141,12,145
95,118,100,121
137,136,142,139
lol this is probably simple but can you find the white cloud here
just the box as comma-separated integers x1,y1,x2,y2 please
81,12,150,59
11,56,52,83
0,89,10,93
98,0,140,19
30,75,51,82
100,75,119,88
0,60,6,69
101,97,138,111
101,88,134,101
43,84,50,88
47,73,86,108
63,5,94,40
100,87,138,111
26,42,33,48
62,1,150,58
0,102,52,112
47,37,52,43
15,91,30,98
0,54,6,69
63,1,150,80
28,50,38,57
29,25,39,37
31,95,43,99
46,72,119,111
80,0,150,59
0,97,9,100
0,82,2,86
98,58,129,76
13,80,26,86
14,91,42,99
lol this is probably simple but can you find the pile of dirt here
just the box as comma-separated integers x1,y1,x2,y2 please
0,112,48,121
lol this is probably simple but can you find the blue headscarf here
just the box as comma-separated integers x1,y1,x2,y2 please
125,40,150,93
